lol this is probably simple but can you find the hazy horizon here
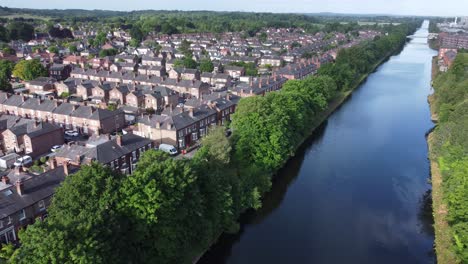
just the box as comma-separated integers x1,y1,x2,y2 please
2,0,466,17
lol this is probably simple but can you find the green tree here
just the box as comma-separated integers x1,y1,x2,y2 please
119,150,207,263
0,60,14,91
173,57,198,69
179,39,192,57
47,46,59,54
99,48,118,58
130,25,144,43
199,59,214,72
13,164,127,264
7,22,34,41
12,60,47,81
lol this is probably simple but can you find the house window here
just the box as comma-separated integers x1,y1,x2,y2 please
132,151,137,161
0,226,16,244
38,200,45,211
178,138,185,148
19,209,26,220
192,132,198,141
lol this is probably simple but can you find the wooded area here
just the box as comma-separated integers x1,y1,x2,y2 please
430,52,468,263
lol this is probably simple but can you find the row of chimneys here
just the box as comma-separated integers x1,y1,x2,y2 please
2,160,71,196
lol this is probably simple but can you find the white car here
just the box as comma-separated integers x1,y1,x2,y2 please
13,155,33,167
65,130,79,137
158,144,178,155
50,145,63,152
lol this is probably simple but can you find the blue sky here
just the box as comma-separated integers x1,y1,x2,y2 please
2,0,466,16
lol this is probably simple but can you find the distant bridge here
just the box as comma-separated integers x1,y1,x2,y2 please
407,35,428,39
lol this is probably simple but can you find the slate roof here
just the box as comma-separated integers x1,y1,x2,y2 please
52,102,76,115
0,165,79,219
20,98,57,112
56,134,151,164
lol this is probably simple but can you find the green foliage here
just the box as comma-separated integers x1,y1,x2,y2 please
199,59,214,73
431,52,468,263
231,75,336,173
107,104,117,111
319,23,412,91
6,22,34,41
93,32,107,47
99,48,118,58
178,39,192,57
229,61,257,76
13,164,126,264
119,151,206,263
129,25,144,42
173,57,198,69
47,46,59,54
12,59,48,81
0,60,14,91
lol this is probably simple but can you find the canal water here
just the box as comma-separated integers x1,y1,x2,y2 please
199,21,436,264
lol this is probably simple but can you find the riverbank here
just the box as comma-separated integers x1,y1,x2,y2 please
427,56,459,264
427,133,459,264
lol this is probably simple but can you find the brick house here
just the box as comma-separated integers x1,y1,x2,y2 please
0,164,79,245
2,120,63,156
126,91,145,108
49,64,72,81
55,134,153,175
25,77,57,94
109,86,130,105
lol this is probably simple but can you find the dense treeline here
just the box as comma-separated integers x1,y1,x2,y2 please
319,23,415,90
430,53,468,262
0,23,417,263
0,21,34,42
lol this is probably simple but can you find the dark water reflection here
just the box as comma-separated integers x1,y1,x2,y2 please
200,21,436,264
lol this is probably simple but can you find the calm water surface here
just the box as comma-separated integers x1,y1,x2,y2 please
200,21,436,264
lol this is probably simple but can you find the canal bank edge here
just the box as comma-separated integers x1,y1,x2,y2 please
193,34,409,264
427,63,459,264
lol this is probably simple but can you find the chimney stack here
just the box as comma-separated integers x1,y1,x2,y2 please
116,134,122,146
49,158,57,170
16,179,24,196
63,162,70,176
188,108,194,118
15,166,23,175
1,176,10,185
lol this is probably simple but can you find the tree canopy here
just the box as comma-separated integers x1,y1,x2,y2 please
12,59,47,81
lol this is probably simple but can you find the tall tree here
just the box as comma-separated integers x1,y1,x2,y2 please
12,60,47,81
0,60,14,91
119,150,207,263
199,59,214,72
12,164,127,264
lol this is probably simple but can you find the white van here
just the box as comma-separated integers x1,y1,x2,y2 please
158,144,178,155
13,155,33,167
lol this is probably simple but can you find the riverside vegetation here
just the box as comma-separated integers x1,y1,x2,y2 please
0,22,418,263
429,52,468,263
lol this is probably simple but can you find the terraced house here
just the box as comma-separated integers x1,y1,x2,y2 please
0,93,125,136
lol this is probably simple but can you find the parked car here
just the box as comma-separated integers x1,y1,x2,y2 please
13,155,33,167
158,144,178,155
65,130,79,137
51,145,63,152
